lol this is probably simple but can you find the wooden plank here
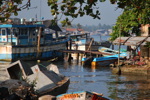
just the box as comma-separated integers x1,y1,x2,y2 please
56,50,113,56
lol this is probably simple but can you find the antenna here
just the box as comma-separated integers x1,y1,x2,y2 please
40,0,42,21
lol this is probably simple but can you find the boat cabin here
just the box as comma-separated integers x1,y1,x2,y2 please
0,18,62,46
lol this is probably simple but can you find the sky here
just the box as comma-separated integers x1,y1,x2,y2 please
13,0,123,26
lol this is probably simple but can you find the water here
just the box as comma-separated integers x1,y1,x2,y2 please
48,60,150,100
1,35,150,100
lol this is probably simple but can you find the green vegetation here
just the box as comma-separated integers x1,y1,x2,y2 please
110,0,150,41
144,41,150,48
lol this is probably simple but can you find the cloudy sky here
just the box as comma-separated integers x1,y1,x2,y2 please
14,0,123,26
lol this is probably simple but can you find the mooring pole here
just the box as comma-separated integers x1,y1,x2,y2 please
37,27,42,57
117,25,121,75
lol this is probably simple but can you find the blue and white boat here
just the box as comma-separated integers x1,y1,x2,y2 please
82,56,118,66
0,18,69,61
98,47,127,58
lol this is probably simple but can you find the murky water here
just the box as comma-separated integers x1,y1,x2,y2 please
1,58,150,100
0,35,150,99
45,60,150,100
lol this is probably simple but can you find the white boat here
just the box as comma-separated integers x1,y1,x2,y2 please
69,34,111,51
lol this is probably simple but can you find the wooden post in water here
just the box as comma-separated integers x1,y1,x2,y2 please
76,53,79,63
87,38,94,51
68,39,72,62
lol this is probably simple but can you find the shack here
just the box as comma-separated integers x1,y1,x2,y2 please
113,24,150,59
111,24,150,75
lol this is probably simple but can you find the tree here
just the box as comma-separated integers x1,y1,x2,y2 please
77,23,82,29
1,0,149,35
47,0,149,31
47,0,105,26
109,0,150,41
0,0,31,22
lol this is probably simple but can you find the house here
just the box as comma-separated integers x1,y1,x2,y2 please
62,28,85,35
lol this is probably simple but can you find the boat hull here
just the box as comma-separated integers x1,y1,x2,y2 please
91,57,118,66
82,57,118,67
38,77,70,97
0,43,67,61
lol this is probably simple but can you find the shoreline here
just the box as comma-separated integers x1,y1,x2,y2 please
111,65,150,76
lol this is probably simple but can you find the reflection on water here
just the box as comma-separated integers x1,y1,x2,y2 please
51,60,150,100
1,60,150,100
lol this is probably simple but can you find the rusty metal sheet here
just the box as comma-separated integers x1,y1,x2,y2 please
141,37,150,45
113,37,130,45
124,37,147,46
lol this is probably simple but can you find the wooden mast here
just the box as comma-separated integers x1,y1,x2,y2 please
37,27,42,57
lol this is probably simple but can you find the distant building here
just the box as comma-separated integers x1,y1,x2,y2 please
95,29,112,36
62,28,86,35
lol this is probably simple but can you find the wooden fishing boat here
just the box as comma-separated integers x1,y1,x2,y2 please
0,18,69,61
69,34,111,51
82,56,118,67
56,91,109,100
91,56,118,66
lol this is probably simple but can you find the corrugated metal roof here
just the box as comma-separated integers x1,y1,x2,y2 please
124,37,147,46
113,36,149,46
113,37,130,45
141,37,150,45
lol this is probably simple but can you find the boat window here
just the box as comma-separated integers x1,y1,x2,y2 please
20,28,27,35
33,32,35,36
2,29,6,35
32,38,35,41
6,29,10,35
3,38,5,41
22,28,27,35
13,29,18,35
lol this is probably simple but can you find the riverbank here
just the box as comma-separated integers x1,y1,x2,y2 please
111,64,150,76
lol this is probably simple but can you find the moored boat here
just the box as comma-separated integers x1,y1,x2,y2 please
82,56,118,67
0,18,69,61
98,47,127,58
91,56,118,66
82,47,127,66
56,91,109,100
69,34,111,51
